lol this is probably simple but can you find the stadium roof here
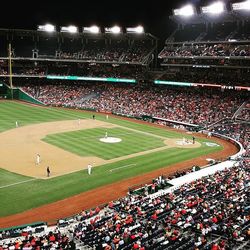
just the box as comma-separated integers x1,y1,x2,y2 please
0,28,158,41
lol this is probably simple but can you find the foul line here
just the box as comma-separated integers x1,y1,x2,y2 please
109,164,137,173
0,178,36,189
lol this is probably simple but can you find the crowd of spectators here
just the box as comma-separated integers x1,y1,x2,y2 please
238,109,250,122
0,64,145,80
0,229,75,249
166,22,250,43
236,105,250,122
35,40,153,64
20,82,246,127
159,44,250,58
211,120,249,150
157,70,250,87
1,160,249,250
55,45,151,64
21,83,97,107
210,103,249,150
12,67,45,76
160,57,250,68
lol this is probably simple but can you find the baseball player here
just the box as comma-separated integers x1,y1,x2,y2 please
47,166,51,177
192,136,195,144
15,121,19,128
105,131,108,139
87,164,92,175
36,153,41,165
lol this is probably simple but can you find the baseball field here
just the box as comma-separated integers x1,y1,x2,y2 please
0,101,238,228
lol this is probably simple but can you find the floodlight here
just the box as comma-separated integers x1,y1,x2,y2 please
174,5,195,16
232,1,250,10
61,25,78,33
68,26,78,33
83,26,100,33
105,26,121,34
44,24,55,32
126,25,144,33
38,24,56,32
202,2,225,14
111,26,121,33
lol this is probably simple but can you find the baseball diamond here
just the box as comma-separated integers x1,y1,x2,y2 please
0,101,238,227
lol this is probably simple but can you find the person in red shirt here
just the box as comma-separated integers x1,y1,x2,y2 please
49,234,55,242
133,242,140,249
151,213,157,220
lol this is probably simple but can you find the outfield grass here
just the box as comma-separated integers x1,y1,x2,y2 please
43,127,165,159
0,101,88,133
0,101,223,217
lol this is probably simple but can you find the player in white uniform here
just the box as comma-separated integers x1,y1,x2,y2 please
36,153,41,165
87,164,92,175
15,121,19,128
105,131,108,139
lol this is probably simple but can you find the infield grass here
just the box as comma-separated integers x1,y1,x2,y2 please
43,127,165,159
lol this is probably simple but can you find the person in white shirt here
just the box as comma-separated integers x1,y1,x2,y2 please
87,164,92,175
36,153,41,165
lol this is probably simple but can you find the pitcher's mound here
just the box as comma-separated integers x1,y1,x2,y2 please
99,137,122,143
176,140,193,146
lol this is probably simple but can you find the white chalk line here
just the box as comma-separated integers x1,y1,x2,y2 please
0,178,36,189
109,163,137,172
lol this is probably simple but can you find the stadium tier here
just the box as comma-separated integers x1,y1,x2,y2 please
157,10,250,89
0,29,157,65
14,80,247,127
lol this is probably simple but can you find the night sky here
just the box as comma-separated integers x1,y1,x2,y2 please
0,0,241,39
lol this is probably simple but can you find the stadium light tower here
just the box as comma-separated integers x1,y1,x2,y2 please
60,25,78,33
38,24,56,32
83,25,100,34
134,25,144,33
111,26,121,34
232,0,250,10
202,2,225,14
105,26,121,34
173,5,195,16
126,25,144,33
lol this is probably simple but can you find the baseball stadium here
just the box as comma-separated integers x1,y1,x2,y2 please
0,1,249,250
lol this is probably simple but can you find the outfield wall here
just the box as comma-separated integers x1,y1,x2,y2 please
0,82,44,105
18,89,44,105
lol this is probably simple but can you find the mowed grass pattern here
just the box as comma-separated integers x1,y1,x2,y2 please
43,127,165,159
0,101,224,218
0,101,88,133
